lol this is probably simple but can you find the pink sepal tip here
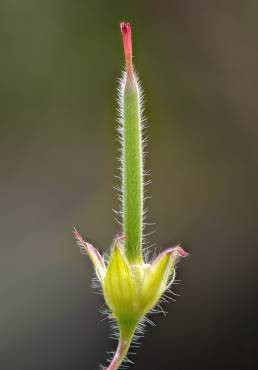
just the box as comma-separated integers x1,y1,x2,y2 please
152,245,189,265
73,227,106,280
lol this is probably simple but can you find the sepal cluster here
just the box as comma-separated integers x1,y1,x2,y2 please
74,229,187,324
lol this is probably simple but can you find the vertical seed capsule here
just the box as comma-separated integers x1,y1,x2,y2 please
119,22,144,264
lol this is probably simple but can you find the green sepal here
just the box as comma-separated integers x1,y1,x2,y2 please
139,248,177,315
103,241,138,322
74,228,106,282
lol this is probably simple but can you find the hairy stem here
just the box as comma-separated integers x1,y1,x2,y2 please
106,324,135,370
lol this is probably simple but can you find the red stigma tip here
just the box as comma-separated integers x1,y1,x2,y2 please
120,21,133,74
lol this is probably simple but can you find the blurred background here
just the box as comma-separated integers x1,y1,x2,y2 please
1,0,258,369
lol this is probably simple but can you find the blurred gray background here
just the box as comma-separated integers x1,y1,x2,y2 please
1,0,258,369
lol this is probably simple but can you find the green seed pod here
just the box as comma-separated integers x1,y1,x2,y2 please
118,22,144,264
74,21,188,370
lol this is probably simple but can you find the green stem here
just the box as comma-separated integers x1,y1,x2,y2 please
106,324,136,370
123,74,143,264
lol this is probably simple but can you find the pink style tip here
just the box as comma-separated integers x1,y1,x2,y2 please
120,21,133,74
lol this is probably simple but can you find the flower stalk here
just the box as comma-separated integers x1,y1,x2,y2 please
74,21,188,370
106,325,136,370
